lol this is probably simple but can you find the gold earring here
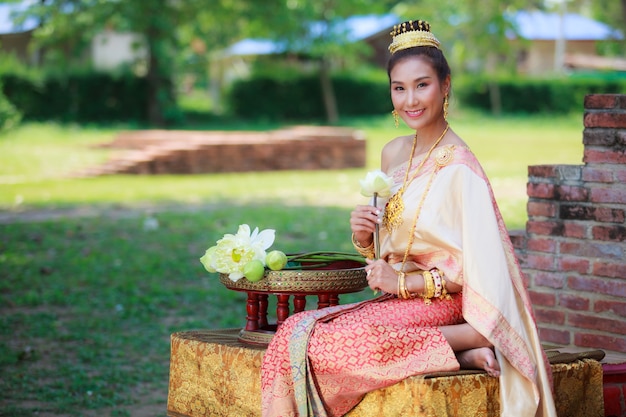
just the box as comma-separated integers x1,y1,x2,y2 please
443,95,449,120
392,109,399,128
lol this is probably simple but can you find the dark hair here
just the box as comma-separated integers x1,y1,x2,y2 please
387,46,451,84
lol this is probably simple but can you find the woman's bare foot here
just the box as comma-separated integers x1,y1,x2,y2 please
456,347,500,377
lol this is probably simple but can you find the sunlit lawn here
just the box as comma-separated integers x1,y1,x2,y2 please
0,109,584,230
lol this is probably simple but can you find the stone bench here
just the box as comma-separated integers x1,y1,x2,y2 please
166,329,605,417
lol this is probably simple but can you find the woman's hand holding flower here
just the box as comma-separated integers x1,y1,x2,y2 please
358,170,392,260
350,205,380,246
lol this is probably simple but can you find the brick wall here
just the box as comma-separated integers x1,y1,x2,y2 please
81,126,367,176
512,94,626,355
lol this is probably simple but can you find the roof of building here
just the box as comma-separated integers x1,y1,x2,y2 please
509,10,623,41
0,1,38,35
224,10,622,58
224,14,399,57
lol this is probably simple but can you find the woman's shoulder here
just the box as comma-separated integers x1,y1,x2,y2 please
381,134,413,172
382,134,411,154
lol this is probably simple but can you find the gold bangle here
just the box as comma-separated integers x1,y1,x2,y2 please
421,270,435,304
396,271,406,299
351,233,375,259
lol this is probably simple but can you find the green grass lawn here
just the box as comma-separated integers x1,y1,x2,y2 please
0,110,584,416
0,109,584,229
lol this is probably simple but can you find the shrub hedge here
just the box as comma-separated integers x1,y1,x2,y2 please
1,71,149,123
229,74,391,121
3,68,625,124
229,73,626,120
454,75,626,114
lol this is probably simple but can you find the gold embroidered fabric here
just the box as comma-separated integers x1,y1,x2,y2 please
167,329,605,417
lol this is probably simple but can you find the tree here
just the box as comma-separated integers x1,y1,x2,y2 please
16,0,400,124
587,0,626,56
240,0,397,124
15,0,267,125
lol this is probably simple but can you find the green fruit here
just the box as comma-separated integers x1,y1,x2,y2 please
243,260,265,282
266,250,288,271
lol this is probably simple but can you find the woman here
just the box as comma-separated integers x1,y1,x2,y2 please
261,20,556,417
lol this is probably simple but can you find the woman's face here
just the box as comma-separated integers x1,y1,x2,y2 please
389,56,449,131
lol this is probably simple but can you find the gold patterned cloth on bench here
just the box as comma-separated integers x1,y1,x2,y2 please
167,329,605,417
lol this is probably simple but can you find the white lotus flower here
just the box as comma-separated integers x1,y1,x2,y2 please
359,170,393,198
200,224,275,281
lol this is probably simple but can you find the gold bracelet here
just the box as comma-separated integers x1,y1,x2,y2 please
398,271,410,300
351,233,375,259
421,270,435,305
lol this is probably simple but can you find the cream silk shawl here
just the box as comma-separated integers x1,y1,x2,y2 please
379,145,557,417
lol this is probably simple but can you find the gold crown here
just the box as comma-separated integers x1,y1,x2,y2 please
388,20,441,54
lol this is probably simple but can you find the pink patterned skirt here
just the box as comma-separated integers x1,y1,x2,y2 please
261,293,464,417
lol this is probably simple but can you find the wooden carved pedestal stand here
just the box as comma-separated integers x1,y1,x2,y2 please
219,261,367,345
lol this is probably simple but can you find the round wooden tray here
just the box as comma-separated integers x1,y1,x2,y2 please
219,260,367,294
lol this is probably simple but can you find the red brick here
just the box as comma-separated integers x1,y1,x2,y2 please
526,221,564,236
583,128,619,147
561,241,624,260
559,294,590,311
538,327,570,345
594,208,625,223
559,204,594,221
527,201,556,218
568,276,626,297
595,300,626,318
593,261,626,280
584,148,626,164
590,187,626,204
569,312,626,334
584,112,626,129
529,290,556,307
558,256,590,274
527,182,556,199
559,204,624,223
585,94,620,109
527,237,556,253
528,165,558,178
575,333,626,353
563,222,587,238
558,241,582,255
555,185,589,201
525,253,556,271
508,230,527,250
582,167,615,183
534,307,565,324
592,225,626,242
533,271,565,289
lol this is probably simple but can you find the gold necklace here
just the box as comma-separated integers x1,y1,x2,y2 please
382,124,449,232
399,144,454,276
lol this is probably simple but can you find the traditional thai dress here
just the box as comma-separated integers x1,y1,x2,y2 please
261,144,557,417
